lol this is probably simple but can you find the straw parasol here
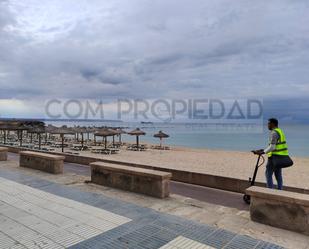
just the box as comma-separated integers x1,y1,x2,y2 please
50,127,75,152
11,124,29,147
84,126,93,140
74,127,90,149
109,128,125,145
0,123,10,144
28,127,46,150
0,120,44,146
88,127,97,144
154,130,169,148
94,128,118,149
128,128,146,148
113,128,127,144
0,123,10,145
45,124,58,142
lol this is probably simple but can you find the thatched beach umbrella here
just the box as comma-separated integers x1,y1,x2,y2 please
88,127,97,144
13,125,29,147
154,130,169,148
45,125,53,143
45,124,58,142
73,126,81,141
114,128,127,144
50,127,75,152
28,127,46,150
0,123,10,144
109,128,123,146
88,127,99,145
94,128,118,149
0,120,44,146
74,127,90,149
0,122,24,146
86,126,94,140
0,123,13,144
128,128,146,148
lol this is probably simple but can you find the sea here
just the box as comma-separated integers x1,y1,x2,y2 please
46,121,309,158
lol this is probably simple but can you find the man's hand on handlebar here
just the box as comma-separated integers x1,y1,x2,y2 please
252,149,265,155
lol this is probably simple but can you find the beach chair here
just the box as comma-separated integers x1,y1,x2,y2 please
126,144,134,151
139,144,148,151
101,149,111,155
110,148,120,154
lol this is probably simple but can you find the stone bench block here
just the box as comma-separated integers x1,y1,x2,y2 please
246,186,309,235
19,151,65,174
90,162,172,198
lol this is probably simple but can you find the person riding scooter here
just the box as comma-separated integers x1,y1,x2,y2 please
253,118,292,190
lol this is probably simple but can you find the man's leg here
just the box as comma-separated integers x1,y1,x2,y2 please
265,158,274,189
274,167,283,190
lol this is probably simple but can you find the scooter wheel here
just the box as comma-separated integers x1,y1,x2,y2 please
243,194,251,205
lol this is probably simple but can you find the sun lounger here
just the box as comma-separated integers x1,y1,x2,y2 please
126,144,147,151
152,145,170,150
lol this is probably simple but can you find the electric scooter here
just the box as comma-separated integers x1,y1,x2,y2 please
243,151,265,204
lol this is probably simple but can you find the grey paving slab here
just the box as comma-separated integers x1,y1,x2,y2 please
255,241,285,249
224,235,260,249
0,167,284,249
202,229,236,248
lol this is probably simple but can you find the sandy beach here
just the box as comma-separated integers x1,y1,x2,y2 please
52,144,309,190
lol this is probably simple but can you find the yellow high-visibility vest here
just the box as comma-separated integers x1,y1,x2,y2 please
268,128,289,157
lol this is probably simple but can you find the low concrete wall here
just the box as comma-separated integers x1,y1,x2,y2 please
246,186,309,235
48,152,268,193
20,151,65,174
0,147,8,161
51,153,309,195
90,162,171,198
3,145,308,194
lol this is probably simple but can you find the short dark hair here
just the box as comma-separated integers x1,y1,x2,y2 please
268,118,278,126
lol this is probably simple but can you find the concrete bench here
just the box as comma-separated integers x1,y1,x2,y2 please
246,186,309,235
0,147,8,161
90,162,172,198
20,151,65,174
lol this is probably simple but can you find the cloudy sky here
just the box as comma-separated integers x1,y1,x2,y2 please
0,0,308,121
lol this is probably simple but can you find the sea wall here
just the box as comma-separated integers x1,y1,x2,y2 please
4,145,309,194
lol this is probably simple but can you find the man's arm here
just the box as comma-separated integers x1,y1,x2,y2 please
253,130,279,155
263,144,276,154
263,130,279,154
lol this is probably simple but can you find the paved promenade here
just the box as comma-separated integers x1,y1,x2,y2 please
0,166,284,249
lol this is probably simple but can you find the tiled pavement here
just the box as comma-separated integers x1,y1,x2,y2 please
0,167,284,249
0,177,131,248
160,236,216,249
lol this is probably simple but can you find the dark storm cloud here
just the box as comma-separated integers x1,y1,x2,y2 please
80,68,129,85
80,69,100,81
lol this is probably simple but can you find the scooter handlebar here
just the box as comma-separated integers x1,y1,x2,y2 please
251,150,264,155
